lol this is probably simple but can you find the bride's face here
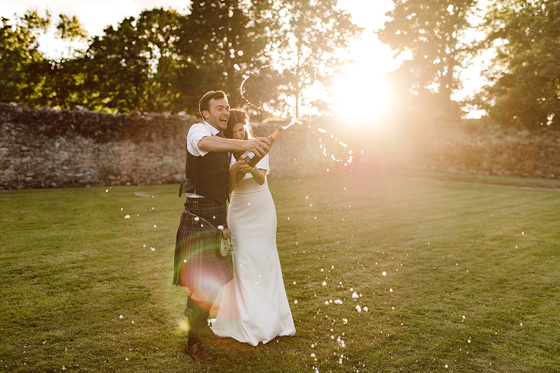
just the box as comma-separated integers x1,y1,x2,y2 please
232,122,245,140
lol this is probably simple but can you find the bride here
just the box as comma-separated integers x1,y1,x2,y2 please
211,109,296,346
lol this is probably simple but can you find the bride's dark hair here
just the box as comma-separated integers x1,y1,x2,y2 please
225,109,254,140
226,109,256,161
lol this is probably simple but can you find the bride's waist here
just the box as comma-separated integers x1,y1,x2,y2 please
232,181,268,194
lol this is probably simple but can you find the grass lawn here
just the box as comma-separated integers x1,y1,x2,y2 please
1,171,559,372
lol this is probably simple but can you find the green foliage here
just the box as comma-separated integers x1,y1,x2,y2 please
80,9,184,113
378,0,477,119
266,0,362,117
1,173,559,372
172,0,362,119
476,0,560,127
0,11,50,104
175,0,273,114
0,11,90,109
136,9,184,113
2,2,362,117
55,14,87,41
82,17,150,112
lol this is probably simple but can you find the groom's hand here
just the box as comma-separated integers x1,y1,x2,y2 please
222,228,232,239
245,137,271,157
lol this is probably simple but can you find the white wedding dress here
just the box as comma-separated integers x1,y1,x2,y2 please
212,155,296,346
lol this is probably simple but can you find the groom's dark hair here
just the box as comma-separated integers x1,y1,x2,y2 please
199,90,227,118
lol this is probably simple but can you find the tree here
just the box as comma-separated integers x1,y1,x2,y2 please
475,0,560,127
0,11,88,108
55,14,87,43
0,11,50,105
2,3,362,118
39,14,88,109
378,0,478,118
175,0,361,119
134,8,183,112
175,0,273,115
80,9,184,113
267,0,362,117
81,17,149,112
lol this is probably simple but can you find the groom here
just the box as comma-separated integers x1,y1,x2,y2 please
173,90,270,364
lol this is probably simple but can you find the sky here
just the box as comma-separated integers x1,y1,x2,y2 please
1,0,393,44
1,0,191,37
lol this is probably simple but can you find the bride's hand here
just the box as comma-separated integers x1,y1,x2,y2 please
232,160,251,173
239,162,254,173
236,152,252,172
230,161,243,172
222,228,232,239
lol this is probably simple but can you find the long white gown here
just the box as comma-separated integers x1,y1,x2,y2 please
211,154,296,346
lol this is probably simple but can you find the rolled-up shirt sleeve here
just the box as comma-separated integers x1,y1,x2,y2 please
187,122,218,157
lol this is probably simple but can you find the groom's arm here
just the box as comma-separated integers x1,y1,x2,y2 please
198,136,271,156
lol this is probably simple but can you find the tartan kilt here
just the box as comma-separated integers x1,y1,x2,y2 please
173,199,233,293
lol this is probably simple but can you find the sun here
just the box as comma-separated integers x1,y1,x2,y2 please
331,65,390,123
327,0,399,125
330,36,396,125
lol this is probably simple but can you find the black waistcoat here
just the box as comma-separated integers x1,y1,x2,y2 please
185,148,230,203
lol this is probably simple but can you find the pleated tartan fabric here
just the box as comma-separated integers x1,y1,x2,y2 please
173,199,233,293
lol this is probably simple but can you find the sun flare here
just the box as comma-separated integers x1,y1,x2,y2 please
329,1,398,126
331,65,390,124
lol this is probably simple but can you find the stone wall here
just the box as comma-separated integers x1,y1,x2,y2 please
414,123,560,178
346,120,560,180
0,103,330,190
1,103,194,189
1,103,559,190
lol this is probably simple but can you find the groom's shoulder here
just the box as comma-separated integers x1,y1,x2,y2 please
188,122,211,136
189,121,206,131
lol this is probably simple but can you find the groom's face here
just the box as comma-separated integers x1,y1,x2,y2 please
204,98,230,131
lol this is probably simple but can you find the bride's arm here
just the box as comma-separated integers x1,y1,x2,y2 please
247,167,266,185
238,160,266,185
248,153,269,186
228,161,245,193
234,151,266,186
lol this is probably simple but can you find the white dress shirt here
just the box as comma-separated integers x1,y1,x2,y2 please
187,121,220,157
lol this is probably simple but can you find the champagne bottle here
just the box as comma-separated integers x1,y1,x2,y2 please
243,127,284,167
